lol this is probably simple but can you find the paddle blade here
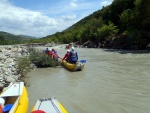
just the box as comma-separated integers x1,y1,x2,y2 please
80,60,86,63
3,104,13,112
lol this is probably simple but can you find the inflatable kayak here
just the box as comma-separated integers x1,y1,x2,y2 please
0,82,28,113
61,60,84,71
31,97,68,113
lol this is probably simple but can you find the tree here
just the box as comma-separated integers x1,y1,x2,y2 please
136,0,150,29
119,9,134,32
97,22,119,41
109,0,135,25
0,35,7,44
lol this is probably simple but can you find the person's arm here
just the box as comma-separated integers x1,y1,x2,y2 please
62,54,67,60
56,54,62,59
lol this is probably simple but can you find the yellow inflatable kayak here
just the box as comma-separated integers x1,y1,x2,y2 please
31,97,68,113
61,60,84,71
0,82,28,113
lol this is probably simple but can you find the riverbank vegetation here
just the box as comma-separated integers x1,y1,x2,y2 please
15,48,56,83
16,56,31,83
29,48,56,67
36,0,150,50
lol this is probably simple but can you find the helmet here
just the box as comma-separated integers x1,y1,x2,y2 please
71,47,74,50
0,98,5,106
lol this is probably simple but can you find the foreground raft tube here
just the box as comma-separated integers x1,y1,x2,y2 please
61,60,84,71
0,82,28,113
31,97,68,113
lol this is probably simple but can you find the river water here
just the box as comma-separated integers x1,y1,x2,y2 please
27,45,150,113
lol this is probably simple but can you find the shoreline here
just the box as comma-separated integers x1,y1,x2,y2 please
0,43,65,87
0,43,149,87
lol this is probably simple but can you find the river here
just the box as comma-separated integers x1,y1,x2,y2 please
26,45,150,113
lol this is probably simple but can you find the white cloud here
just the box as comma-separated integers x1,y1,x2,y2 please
100,0,112,7
0,0,78,37
70,2,78,7
62,14,77,20
0,0,113,37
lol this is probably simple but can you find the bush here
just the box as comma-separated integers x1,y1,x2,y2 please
16,56,31,76
29,48,56,67
97,22,119,41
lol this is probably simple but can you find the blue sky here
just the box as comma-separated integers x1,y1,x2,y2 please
0,0,113,37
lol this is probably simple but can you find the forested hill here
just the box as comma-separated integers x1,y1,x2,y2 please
0,31,36,45
38,0,150,50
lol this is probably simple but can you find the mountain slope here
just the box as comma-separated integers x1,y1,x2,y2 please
37,0,150,50
0,31,36,45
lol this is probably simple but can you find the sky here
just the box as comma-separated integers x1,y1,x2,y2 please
0,0,113,38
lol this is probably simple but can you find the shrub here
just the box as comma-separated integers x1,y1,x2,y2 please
97,22,119,41
16,56,31,76
29,48,56,67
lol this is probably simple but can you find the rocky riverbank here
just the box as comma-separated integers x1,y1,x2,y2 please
0,43,60,87
0,45,30,87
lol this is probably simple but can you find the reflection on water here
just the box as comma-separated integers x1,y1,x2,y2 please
27,47,150,113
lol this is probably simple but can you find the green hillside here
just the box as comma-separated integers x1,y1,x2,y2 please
0,31,36,45
36,0,150,50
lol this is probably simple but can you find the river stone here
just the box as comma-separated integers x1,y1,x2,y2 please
7,64,13,68
0,63,4,67
6,58,14,63
5,72,9,76
1,66,7,71
18,48,22,52
11,67,16,72
0,48,6,52
0,83,3,87
5,76,16,82
4,51,11,56
11,48,18,52
3,56,7,60
7,68,12,74
0,75,4,79
0,59,5,64
12,75,18,80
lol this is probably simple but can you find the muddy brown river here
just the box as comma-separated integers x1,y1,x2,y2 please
27,45,150,113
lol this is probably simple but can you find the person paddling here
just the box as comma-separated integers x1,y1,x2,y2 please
62,49,70,62
47,49,53,58
69,47,78,64
51,49,62,61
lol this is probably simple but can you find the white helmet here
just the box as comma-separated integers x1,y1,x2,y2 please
71,46,74,50
0,98,5,106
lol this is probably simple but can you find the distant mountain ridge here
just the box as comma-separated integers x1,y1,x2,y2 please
0,31,37,39
17,34,37,39
0,31,37,45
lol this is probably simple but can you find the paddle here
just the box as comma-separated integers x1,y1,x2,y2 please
80,60,86,63
3,104,13,112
